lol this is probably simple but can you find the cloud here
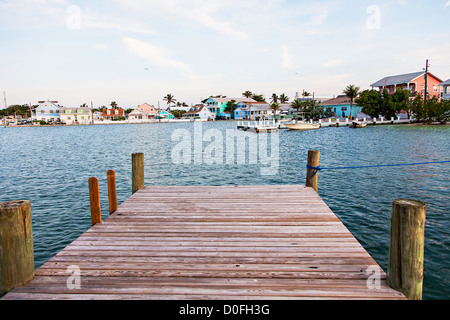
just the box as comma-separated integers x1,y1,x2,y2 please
321,59,342,68
116,0,248,40
281,46,294,69
82,17,155,34
445,1,450,7
92,44,108,50
122,37,191,73
305,11,328,26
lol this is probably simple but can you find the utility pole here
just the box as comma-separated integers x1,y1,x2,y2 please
424,59,429,102
29,103,33,123
3,91,7,109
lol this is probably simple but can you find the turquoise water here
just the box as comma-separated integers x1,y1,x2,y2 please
0,122,448,300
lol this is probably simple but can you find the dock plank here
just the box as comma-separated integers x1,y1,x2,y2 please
1,185,405,300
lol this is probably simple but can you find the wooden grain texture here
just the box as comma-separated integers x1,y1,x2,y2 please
1,185,406,300
0,200,35,296
107,170,118,215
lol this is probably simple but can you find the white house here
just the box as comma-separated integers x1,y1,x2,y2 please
59,107,93,125
183,104,216,121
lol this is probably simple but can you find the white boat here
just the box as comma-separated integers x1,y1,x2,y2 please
352,121,367,128
284,122,320,131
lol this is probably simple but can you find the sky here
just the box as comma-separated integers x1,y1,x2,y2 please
1,0,449,108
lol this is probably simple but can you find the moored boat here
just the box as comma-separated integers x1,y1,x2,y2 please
352,121,367,128
284,122,320,131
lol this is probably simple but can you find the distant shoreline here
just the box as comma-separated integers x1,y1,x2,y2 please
2,119,449,128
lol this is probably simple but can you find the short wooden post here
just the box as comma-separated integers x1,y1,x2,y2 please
306,150,320,193
89,177,102,226
107,170,117,215
0,200,35,296
132,153,145,194
387,199,426,300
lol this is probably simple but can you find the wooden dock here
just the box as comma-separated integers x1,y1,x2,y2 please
1,185,406,300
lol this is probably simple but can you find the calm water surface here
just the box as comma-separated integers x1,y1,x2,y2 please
0,122,448,299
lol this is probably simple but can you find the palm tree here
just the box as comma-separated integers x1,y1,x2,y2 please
110,101,118,109
270,93,279,104
252,94,265,102
302,90,311,100
270,103,280,120
242,91,253,99
279,93,289,104
163,94,176,109
343,85,360,120
291,99,302,117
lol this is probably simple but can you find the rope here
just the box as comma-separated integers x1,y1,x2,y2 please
307,161,450,177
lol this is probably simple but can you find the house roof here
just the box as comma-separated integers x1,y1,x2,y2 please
371,71,443,87
185,105,211,115
59,107,91,115
319,95,351,106
440,79,450,86
37,101,60,109
136,103,156,111
208,97,257,103
102,109,124,117
130,103,156,116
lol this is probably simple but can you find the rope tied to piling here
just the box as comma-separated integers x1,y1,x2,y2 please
307,160,450,177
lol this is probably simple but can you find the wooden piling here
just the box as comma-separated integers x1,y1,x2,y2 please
387,199,426,300
0,200,35,296
88,177,102,226
306,150,320,193
107,170,117,215
132,153,145,194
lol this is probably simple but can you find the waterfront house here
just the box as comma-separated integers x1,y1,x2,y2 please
205,97,257,117
279,103,295,116
157,109,174,119
371,71,443,99
59,106,93,125
128,103,157,120
183,104,215,121
102,108,125,120
35,100,61,123
439,79,450,100
235,101,272,120
234,107,248,120
319,95,362,119
220,112,232,120
93,111,102,121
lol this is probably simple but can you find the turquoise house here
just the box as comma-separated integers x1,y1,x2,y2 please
205,97,257,117
205,97,234,116
320,95,362,119
158,109,174,119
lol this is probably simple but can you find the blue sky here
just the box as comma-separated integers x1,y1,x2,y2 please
1,0,449,108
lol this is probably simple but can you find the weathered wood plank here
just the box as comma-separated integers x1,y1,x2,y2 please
1,185,406,300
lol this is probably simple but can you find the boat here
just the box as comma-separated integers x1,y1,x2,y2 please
237,120,280,133
284,122,320,131
352,121,367,128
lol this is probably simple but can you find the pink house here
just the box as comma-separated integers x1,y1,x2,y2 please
128,103,157,120
371,71,443,99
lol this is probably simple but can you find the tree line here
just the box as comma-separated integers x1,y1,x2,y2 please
356,88,450,124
